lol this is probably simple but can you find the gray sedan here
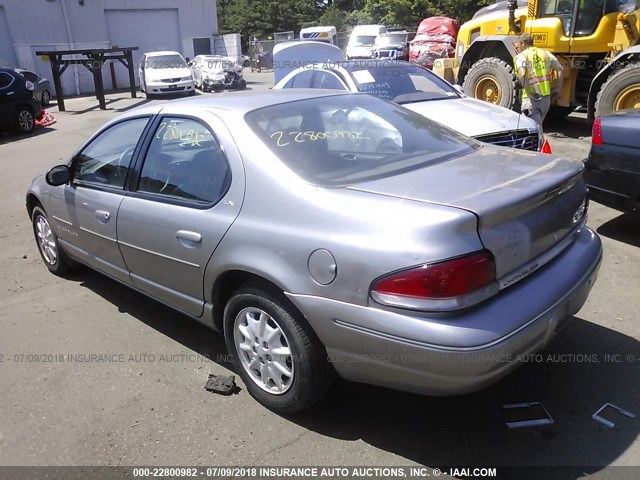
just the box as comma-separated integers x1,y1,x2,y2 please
27,90,602,412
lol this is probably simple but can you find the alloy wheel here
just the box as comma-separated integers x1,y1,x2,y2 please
233,307,294,394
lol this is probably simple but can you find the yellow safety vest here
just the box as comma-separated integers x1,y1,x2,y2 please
515,47,552,99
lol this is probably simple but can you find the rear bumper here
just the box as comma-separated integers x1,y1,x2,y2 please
287,227,602,396
584,166,639,212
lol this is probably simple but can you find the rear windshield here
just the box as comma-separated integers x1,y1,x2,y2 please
346,63,460,102
245,94,478,187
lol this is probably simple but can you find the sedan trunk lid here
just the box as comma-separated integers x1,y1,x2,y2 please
348,145,587,283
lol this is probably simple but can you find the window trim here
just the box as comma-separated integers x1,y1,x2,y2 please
69,115,153,193
128,114,233,210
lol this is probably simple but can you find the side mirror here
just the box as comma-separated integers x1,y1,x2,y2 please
46,165,71,186
187,61,195,67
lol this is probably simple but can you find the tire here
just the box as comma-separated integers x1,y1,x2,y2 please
15,106,35,134
41,90,51,106
243,60,250,68
595,63,640,117
463,57,517,109
223,286,333,413
31,206,71,276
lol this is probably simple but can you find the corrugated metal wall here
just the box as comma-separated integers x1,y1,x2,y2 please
0,0,217,95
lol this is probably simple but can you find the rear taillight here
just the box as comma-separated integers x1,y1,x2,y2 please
592,117,603,145
541,139,552,154
371,250,498,311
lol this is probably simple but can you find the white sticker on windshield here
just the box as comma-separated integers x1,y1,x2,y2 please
352,70,375,84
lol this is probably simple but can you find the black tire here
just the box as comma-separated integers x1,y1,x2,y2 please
223,286,333,413
31,206,72,276
41,89,51,106
15,106,35,134
595,63,640,117
243,60,250,68
463,57,517,109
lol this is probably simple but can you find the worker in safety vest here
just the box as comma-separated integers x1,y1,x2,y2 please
514,33,563,135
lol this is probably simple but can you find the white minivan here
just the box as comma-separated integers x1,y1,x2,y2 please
345,25,387,59
138,51,195,97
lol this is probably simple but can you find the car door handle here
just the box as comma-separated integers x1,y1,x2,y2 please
95,210,111,223
176,230,202,245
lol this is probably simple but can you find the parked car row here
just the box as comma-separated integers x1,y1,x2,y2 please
138,51,247,98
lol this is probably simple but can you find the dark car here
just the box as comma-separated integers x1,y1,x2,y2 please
16,68,51,105
583,110,640,213
0,68,41,134
371,32,409,60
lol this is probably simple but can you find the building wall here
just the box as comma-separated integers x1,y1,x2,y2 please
0,0,217,95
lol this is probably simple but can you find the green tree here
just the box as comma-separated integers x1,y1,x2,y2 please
319,5,350,31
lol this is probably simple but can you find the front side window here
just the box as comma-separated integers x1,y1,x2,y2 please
73,117,149,188
137,117,230,205
246,95,478,187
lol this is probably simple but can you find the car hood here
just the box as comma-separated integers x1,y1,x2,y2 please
402,97,537,137
145,67,191,80
348,144,586,282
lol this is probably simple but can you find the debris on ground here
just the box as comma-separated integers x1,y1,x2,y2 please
205,374,238,395
503,402,554,429
592,403,635,428
35,110,56,128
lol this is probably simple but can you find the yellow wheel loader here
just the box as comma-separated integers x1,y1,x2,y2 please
432,0,640,119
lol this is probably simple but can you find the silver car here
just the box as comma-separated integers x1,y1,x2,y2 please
27,91,602,412
274,60,541,151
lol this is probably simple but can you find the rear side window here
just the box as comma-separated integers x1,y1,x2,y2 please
20,71,38,82
291,70,315,88
0,72,14,89
137,117,230,205
246,94,478,187
312,71,346,90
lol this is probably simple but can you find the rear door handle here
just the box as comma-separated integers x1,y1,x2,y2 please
176,230,202,246
95,210,111,223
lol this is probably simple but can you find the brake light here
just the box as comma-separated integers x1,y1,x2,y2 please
25,80,34,91
592,117,603,145
541,139,552,154
371,251,498,311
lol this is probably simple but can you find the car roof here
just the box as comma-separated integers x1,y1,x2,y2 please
118,89,358,119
